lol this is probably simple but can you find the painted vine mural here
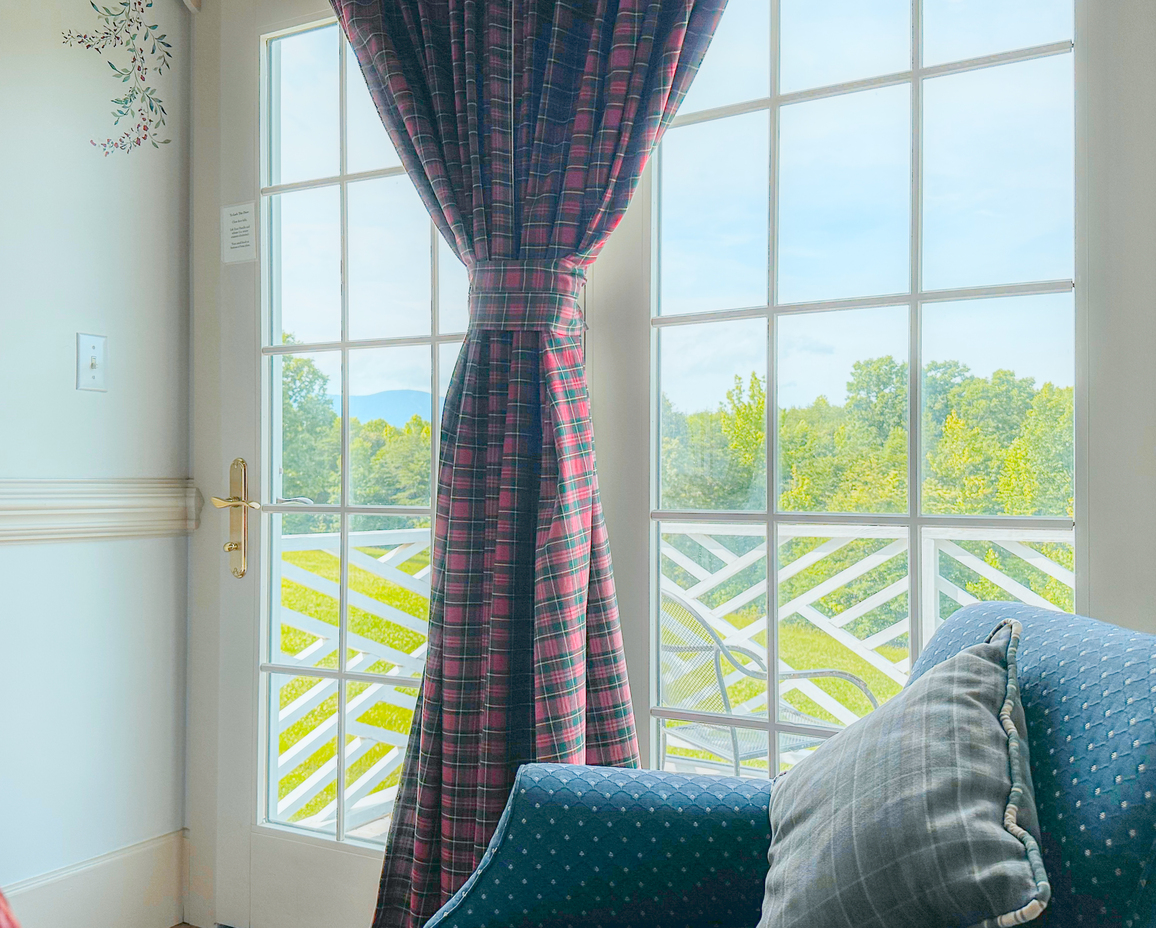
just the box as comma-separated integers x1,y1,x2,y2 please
63,0,173,154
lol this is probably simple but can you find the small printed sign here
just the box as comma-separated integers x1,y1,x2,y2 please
221,202,257,264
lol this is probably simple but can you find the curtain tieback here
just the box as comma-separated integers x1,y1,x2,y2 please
468,259,587,333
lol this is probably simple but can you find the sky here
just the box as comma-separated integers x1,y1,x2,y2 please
659,0,1074,414
681,0,1073,111
663,13,1074,317
662,293,1074,415
271,24,399,185
270,8,1075,419
280,341,467,404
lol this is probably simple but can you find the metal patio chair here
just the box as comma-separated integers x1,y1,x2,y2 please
659,586,878,776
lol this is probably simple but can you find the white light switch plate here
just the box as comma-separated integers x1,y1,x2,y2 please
77,333,107,392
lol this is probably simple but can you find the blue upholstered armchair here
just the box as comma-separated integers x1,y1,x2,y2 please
428,604,1156,928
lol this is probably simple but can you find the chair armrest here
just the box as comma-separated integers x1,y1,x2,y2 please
427,763,773,928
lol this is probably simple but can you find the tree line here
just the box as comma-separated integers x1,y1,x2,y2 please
281,350,1075,624
661,355,1073,518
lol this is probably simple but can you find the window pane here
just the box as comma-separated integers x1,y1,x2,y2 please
348,345,432,507
343,680,416,843
923,0,1073,67
779,0,909,94
659,319,767,511
778,84,910,304
921,293,1074,517
346,516,431,678
437,237,469,335
777,305,908,514
267,671,338,834
660,113,769,315
269,186,341,345
270,514,342,670
923,55,1074,292
438,340,464,422
778,732,824,773
659,523,768,718
274,351,341,505
679,0,769,114
268,26,339,186
345,42,400,174
659,719,769,778
777,524,910,728
348,176,432,340
921,527,1074,639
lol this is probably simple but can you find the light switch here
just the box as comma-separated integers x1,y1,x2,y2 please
76,333,107,392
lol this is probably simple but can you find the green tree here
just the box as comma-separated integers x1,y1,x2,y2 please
279,347,434,514
947,368,1036,450
923,368,1041,515
281,353,341,504
997,383,1075,517
845,356,908,443
660,353,1075,641
922,410,1000,514
778,397,844,511
922,360,971,438
661,375,766,510
350,415,433,506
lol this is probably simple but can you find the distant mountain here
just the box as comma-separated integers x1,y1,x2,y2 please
328,390,433,428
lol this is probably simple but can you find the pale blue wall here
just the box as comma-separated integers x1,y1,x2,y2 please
0,0,191,890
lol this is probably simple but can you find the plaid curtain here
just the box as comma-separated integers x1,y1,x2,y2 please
330,3,726,926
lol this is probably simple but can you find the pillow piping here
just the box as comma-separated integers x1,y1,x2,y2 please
985,618,1051,928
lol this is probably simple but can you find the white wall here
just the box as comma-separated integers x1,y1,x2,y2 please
0,541,188,882
0,0,192,917
586,168,655,766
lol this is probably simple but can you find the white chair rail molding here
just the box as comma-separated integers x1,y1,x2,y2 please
0,479,201,545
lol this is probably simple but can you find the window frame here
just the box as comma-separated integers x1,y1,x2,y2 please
586,1,1081,774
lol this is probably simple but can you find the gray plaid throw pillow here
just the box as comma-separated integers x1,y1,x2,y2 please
757,618,1050,928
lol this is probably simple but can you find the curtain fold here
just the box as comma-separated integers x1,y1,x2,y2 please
329,3,725,926
0,890,19,928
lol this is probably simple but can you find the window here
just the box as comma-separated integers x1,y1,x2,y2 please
652,0,1074,775
259,22,466,843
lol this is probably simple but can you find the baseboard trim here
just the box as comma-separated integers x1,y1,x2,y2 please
0,478,201,544
4,830,185,928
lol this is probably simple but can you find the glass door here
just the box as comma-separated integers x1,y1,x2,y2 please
199,6,467,926
259,20,467,849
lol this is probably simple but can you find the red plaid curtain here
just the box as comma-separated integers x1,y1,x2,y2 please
0,890,20,928
329,2,725,926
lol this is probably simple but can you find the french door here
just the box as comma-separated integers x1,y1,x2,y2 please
201,3,462,925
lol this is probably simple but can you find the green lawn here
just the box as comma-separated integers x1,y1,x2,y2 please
277,544,912,820
275,544,428,822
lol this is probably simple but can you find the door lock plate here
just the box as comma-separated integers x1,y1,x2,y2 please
211,458,259,578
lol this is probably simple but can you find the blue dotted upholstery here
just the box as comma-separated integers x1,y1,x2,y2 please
425,604,1155,928
911,603,1156,928
425,763,773,928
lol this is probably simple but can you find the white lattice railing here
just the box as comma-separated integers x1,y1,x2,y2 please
270,522,1076,809
921,526,1076,630
272,527,431,839
658,522,1075,774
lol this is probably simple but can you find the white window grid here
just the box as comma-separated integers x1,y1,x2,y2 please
650,4,1076,774
256,20,463,844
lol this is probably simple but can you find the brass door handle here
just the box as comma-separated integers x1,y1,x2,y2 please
211,496,262,510
214,458,257,578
